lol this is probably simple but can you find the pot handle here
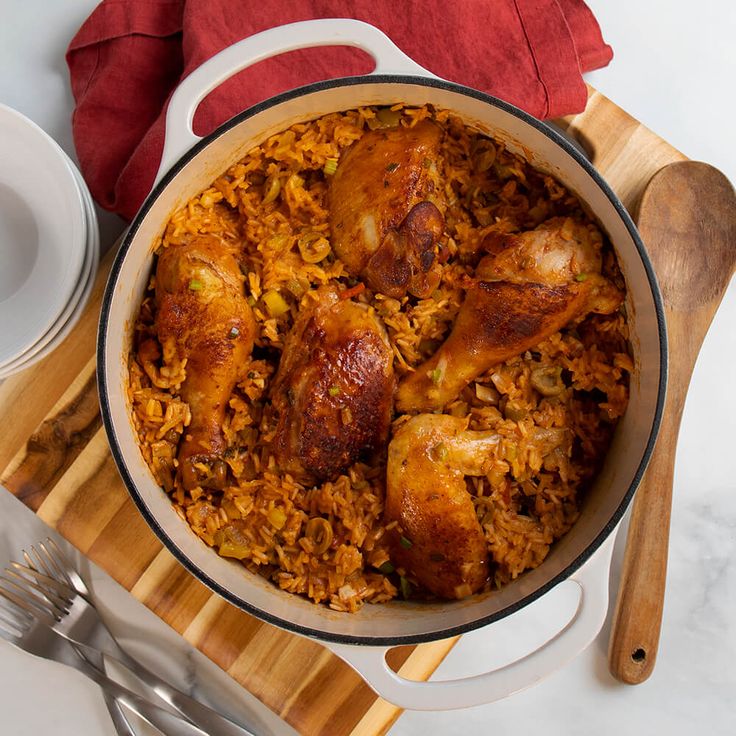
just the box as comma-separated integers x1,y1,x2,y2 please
324,534,615,711
155,19,437,186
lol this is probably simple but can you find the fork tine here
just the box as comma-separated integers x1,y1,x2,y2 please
20,549,61,603
0,583,55,626
25,545,59,583
8,562,74,602
41,539,84,594
0,594,30,637
3,568,70,612
39,541,70,578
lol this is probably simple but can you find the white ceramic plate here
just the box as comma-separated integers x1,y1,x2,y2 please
0,161,96,373
0,104,87,366
0,162,99,379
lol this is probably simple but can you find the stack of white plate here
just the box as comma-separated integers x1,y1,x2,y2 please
0,104,99,379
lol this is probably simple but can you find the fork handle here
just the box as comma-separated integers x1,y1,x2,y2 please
73,636,257,736
103,692,138,736
64,649,212,736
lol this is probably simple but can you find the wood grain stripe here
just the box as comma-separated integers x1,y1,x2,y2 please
2,358,100,510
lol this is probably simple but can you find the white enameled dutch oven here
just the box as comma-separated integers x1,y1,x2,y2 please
98,19,667,710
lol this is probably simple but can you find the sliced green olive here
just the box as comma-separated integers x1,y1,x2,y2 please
305,517,333,555
374,107,402,127
297,232,331,263
530,365,565,397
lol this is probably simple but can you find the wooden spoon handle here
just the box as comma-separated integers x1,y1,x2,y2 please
608,160,736,684
607,401,682,683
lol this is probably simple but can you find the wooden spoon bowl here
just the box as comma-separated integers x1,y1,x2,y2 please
608,161,736,683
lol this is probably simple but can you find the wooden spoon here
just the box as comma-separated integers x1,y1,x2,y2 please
608,161,736,684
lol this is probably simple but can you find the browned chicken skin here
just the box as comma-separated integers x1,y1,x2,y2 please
155,235,255,490
328,120,445,298
386,415,572,599
270,286,395,482
386,414,493,599
396,218,624,412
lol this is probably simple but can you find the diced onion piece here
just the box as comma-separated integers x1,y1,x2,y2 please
475,383,499,404
298,232,331,263
454,583,472,598
215,525,250,560
338,584,356,600
262,175,281,204
265,232,289,253
217,541,250,560
262,290,289,317
268,507,287,530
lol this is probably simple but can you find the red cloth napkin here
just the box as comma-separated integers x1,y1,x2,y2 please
66,0,612,221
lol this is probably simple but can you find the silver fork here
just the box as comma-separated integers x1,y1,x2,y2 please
16,542,137,736
0,583,211,736
12,540,256,736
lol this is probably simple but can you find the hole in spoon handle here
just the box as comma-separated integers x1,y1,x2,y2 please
631,647,647,663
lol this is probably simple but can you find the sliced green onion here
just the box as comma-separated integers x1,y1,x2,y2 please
188,278,203,291
575,272,589,282
328,386,341,397
323,157,339,176
286,279,305,297
378,561,395,574
430,367,442,384
227,326,240,339
385,162,399,173
400,535,413,550
399,576,412,600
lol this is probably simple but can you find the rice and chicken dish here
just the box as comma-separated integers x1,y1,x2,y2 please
129,105,631,612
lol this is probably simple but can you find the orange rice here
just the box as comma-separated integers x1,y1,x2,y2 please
128,105,631,612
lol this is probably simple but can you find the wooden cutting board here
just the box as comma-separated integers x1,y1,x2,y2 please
0,88,686,736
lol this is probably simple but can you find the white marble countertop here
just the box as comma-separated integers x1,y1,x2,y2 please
1,1,735,734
